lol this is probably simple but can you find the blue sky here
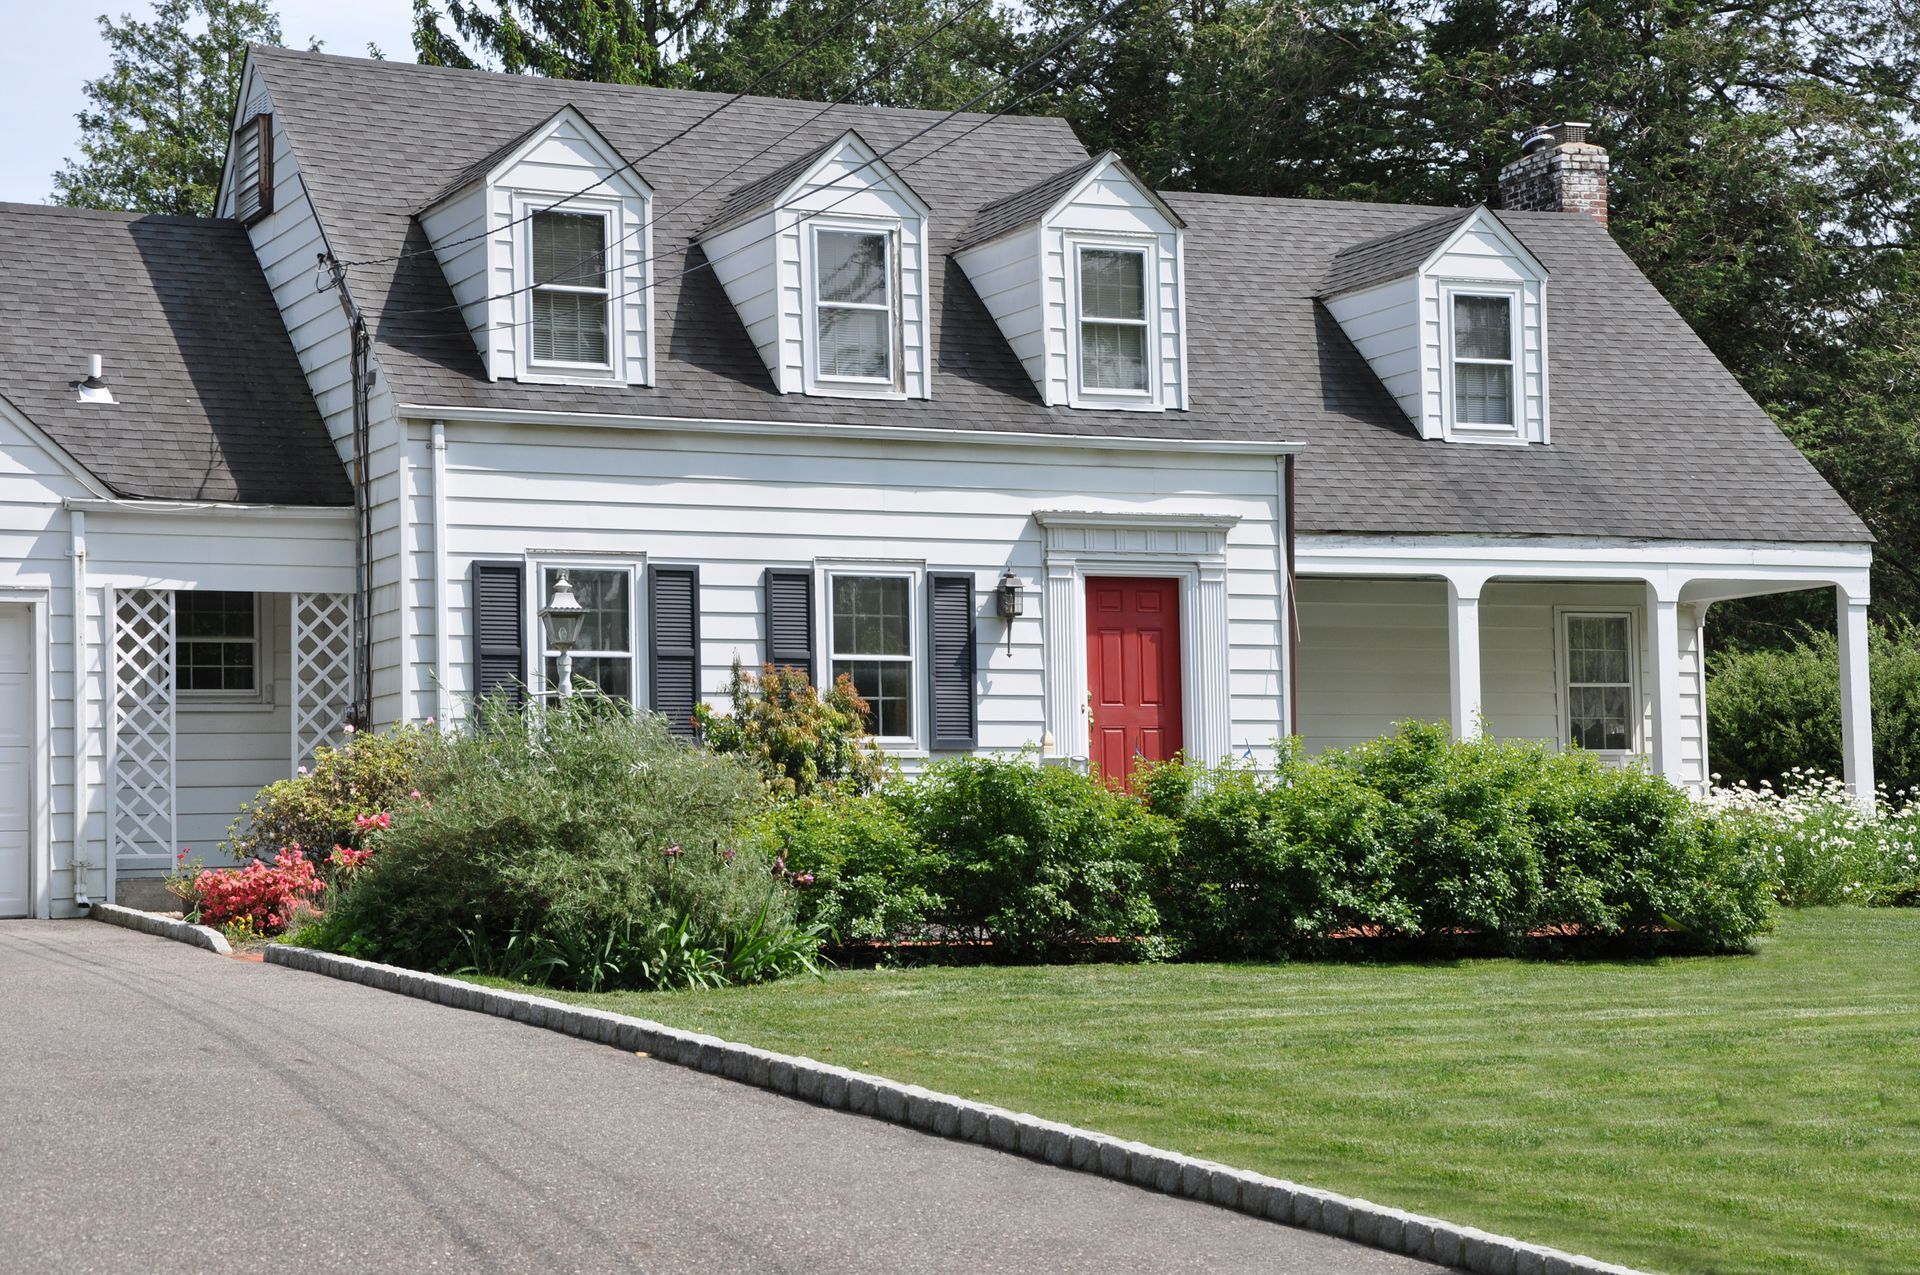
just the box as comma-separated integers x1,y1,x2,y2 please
0,0,417,204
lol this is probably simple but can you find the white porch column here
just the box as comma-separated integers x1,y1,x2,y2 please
1837,588,1875,805
1446,578,1483,740
1191,563,1232,766
1646,586,1684,782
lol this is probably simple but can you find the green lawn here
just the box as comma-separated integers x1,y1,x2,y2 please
537,909,1920,1275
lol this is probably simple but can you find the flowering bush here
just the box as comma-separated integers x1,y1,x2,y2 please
1704,769,1920,906
225,723,430,864
696,661,889,797
179,850,325,934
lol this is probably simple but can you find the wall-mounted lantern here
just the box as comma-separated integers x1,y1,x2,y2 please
996,568,1024,619
540,569,587,698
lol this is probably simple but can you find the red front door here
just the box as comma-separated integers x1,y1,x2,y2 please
1086,577,1183,786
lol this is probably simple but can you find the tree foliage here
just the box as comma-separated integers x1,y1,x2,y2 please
54,0,288,217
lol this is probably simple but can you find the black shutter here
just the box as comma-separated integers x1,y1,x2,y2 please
927,572,978,750
649,565,700,736
764,568,814,672
471,561,525,705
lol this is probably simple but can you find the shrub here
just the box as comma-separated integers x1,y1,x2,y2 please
900,753,1172,959
317,701,819,990
750,793,943,945
696,661,889,797
1144,724,1773,955
1706,770,1920,906
1707,621,1920,798
176,850,325,934
225,723,431,863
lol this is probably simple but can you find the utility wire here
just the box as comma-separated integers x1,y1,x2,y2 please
334,0,908,269
355,0,1133,330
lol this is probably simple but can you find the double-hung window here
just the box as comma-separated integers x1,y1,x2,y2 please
530,211,612,368
540,566,633,700
177,591,261,697
1450,293,1515,428
813,227,893,384
829,573,913,740
1077,246,1150,394
1563,613,1635,753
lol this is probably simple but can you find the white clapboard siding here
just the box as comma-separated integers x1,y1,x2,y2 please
402,420,1284,760
703,134,930,399
1296,578,1705,770
175,595,293,864
954,229,1045,387
1322,276,1421,423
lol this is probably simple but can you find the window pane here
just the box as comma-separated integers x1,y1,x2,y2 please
1454,362,1511,425
543,569,628,655
177,591,253,639
1081,321,1147,391
816,230,888,305
176,593,256,692
818,306,890,379
533,289,609,364
532,212,606,287
833,658,911,737
831,576,910,656
1454,295,1511,360
1568,616,1630,684
544,655,632,701
1569,686,1632,751
1080,249,1145,320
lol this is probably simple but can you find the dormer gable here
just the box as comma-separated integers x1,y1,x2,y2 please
416,104,653,387
698,131,932,400
1321,205,1549,445
953,152,1188,411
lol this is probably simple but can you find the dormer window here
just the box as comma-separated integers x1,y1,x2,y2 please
1077,247,1149,393
812,226,894,384
1449,292,1516,429
530,210,611,368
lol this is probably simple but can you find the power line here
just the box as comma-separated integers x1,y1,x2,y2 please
355,0,1133,331
334,0,906,270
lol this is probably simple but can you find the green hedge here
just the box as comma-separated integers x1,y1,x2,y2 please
1707,621,1920,798
771,726,1775,959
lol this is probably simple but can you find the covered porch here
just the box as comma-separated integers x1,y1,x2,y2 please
1293,536,1876,798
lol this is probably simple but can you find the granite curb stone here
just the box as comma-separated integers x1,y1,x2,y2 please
262,944,1654,1275
91,902,232,955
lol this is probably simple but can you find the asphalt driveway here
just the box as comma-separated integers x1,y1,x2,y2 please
0,920,1446,1273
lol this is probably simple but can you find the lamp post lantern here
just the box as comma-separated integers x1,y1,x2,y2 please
540,570,587,699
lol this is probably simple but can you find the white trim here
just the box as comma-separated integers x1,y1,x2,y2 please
1439,282,1523,442
526,557,643,703
1036,512,1236,766
1038,152,1187,243
1554,606,1642,759
513,195,626,385
1447,580,1482,740
819,561,925,751
62,499,354,521
1417,206,1551,293
0,591,55,918
1068,237,1160,409
803,218,903,399
429,419,451,727
67,512,87,919
705,128,934,236
175,591,270,705
400,405,1304,456
1838,592,1875,805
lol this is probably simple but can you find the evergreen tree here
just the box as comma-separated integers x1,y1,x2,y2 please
53,0,287,217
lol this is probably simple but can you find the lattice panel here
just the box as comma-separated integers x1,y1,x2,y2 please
291,592,354,772
110,589,174,865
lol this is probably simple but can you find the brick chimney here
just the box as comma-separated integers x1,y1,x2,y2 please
1498,122,1609,228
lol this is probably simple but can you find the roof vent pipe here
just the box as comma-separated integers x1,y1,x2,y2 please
72,354,115,404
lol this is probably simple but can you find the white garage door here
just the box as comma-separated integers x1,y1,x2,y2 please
0,605,32,917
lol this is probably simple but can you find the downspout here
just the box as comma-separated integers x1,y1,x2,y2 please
1283,454,1299,740
322,250,374,727
430,418,451,727
69,510,93,910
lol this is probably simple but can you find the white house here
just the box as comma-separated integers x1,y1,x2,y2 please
0,51,1871,918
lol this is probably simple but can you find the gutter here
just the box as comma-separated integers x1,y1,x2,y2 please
430,419,451,727
62,498,355,521
69,509,93,910
400,404,1307,458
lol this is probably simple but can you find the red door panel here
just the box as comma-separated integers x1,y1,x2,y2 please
1086,577,1183,787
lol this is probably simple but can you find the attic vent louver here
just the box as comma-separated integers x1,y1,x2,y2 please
72,354,115,405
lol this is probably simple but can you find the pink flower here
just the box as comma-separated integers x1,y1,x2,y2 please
792,872,815,887
721,848,736,864
663,844,683,859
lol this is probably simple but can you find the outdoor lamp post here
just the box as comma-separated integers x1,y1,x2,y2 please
540,570,587,699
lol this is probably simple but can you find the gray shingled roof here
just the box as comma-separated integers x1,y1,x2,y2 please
1319,207,1476,297
0,203,350,505
253,47,1867,544
951,155,1101,252
419,105,580,211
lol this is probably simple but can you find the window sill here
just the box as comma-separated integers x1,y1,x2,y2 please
178,697,275,714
